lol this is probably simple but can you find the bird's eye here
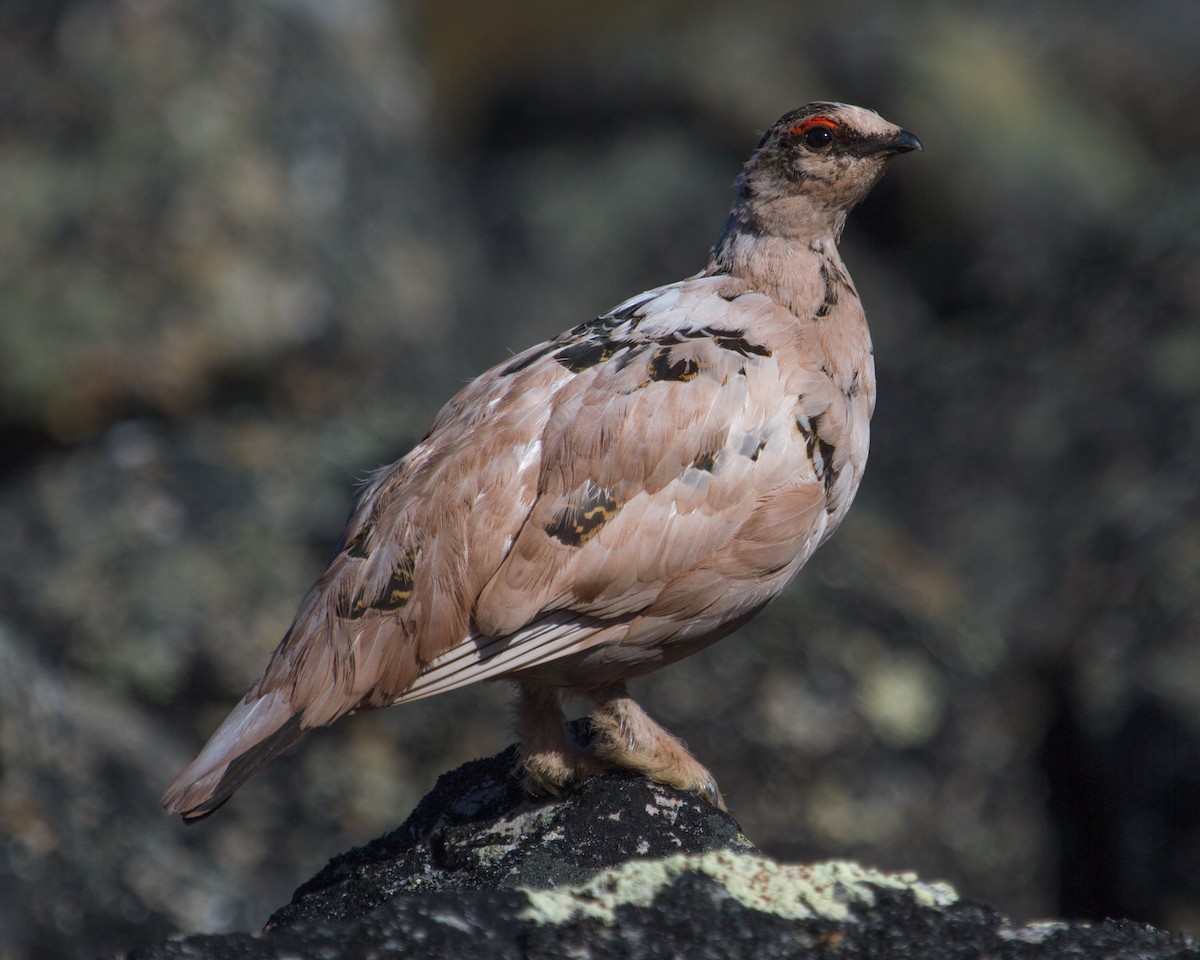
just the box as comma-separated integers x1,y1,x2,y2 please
790,117,839,150
803,125,834,149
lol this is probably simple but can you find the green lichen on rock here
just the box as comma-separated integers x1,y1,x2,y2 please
518,852,959,926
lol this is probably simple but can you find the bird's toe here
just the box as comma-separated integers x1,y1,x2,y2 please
518,742,604,798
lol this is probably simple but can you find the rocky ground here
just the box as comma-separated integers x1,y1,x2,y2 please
1,1,1199,958
125,744,1200,959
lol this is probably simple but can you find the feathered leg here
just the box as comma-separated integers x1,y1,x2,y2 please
514,681,602,796
587,682,724,809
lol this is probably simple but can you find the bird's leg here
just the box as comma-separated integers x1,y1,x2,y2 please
586,683,725,810
513,681,602,797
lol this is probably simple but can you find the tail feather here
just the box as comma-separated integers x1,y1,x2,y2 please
162,690,305,821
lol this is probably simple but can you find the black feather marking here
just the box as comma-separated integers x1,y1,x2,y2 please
338,551,416,619
375,555,416,611
647,347,701,382
338,590,369,620
795,411,837,495
342,525,373,559
817,437,837,496
666,328,769,358
501,342,559,376
545,482,622,547
555,338,634,373
706,328,772,357
815,259,840,320
607,298,652,323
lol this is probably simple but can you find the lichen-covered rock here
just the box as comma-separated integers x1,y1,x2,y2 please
125,744,1200,959
265,731,755,930
517,853,957,926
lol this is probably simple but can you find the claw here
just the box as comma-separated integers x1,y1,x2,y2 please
521,772,562,798
699,778,726,811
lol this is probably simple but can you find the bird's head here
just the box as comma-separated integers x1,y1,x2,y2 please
729,102,922,243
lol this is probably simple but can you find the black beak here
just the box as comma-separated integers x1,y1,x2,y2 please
880,130,923,155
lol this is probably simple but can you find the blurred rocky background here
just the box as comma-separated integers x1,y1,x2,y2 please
0,0,1198,957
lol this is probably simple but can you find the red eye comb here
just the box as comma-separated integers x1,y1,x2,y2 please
790,116,840,136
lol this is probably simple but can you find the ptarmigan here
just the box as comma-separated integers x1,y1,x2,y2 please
163,102,921,819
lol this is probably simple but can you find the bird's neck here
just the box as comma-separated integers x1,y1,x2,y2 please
705,217,850,320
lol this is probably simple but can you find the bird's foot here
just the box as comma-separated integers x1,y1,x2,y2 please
587,685,726,810
513,681,605,798
512,681,725,809
518,740,606,798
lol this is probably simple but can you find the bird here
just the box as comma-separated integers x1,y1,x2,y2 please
162,102,921,820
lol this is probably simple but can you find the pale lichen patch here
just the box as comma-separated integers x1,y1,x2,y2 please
430,910,477,935
517,853,958,926
449,805,559,869
998,921,1076,943
650,791,687,812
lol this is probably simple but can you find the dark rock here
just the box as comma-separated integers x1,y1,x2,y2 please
126,744,1200,960
266,728,754,931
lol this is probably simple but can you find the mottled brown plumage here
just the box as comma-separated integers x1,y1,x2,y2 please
163,103,921,820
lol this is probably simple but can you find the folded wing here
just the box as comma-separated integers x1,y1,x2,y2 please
163,277,844,819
